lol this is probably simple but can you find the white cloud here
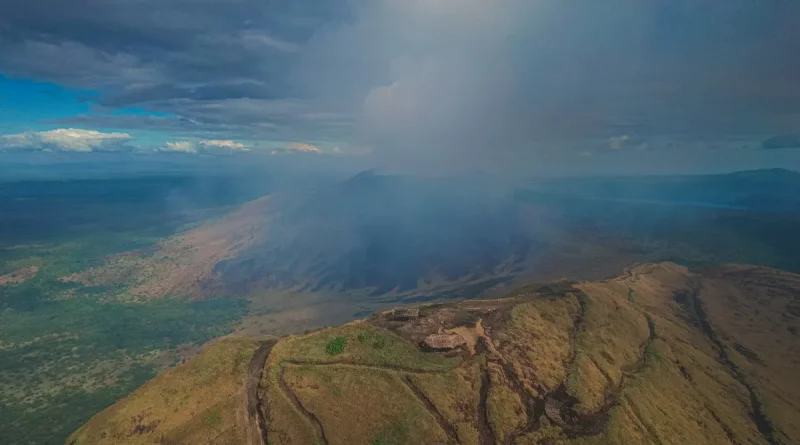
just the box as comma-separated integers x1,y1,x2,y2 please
607,134,650,151
160,141,197,153
287,142,321,153
0,128,133,152
271,142,323,155
608,135,631,150
199,140,248,151
157,139,248,155
240,31,300,53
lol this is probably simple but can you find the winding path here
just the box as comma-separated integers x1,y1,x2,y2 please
688,283,782,445
401,375,460,444
278,361,460,445
279,365,329,445
250,286,636,445
477,368,497,445
246,340,276,445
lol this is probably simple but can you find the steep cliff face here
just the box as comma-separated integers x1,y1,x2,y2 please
69,263,800,445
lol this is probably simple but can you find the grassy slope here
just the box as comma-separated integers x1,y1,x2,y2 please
284,365,448,445
698,266,800,445
409,362,482,445
67,337,260,445
70,263,800,445
564,264,766,445
261,323,462,445
568,279,650,413
486,362,526,443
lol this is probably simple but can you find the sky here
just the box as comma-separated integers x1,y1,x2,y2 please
1,0,800,174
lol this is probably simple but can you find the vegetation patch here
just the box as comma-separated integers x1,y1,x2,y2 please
0,296,247,445
325,336,346,356
278,324,461,371
0,176,270,445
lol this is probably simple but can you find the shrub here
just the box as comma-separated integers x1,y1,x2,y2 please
325,336,346,355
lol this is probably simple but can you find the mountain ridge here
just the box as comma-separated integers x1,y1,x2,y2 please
68,262,800,445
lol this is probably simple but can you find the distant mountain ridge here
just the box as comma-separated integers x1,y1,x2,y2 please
527,168,800,212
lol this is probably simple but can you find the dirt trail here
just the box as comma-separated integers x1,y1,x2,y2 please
277,360,477,444
282,360,452,374
544,290,654,437
268,283,649,444
566,289,589,372
281,346,499,445
402,375,460,444
278,366,329,445
278,360,459,444
477,368,497,445
496,290,591,444
246,340,276,445
689,283,782,445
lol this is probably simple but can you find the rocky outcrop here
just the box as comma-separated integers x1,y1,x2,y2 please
390,308,420,321
422,333,466,350
544,396,566,427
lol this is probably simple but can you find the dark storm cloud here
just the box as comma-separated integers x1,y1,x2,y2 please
309,0,800,168
2,0,799,163
0,0,353,142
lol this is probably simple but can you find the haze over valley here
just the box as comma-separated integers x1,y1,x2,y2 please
3,165,800,444
2,1,800,444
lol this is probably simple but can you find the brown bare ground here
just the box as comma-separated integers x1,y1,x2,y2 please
446,319,486,355
61,196,272,300
0,266,39,285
